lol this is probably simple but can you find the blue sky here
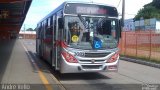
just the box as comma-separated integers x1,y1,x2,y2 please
21,0,152,30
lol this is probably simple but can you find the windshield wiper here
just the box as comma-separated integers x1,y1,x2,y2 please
97,17,107,28
77,14,86,44
78,14,88,29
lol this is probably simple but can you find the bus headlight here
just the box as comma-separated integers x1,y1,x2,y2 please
61,51,78,63
107,53,119,63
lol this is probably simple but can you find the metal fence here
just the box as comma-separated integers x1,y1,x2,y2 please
120,30,160,61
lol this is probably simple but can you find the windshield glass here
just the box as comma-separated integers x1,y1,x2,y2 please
64,16,118,50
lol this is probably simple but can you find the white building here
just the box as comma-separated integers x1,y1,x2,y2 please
124,19,135,31
19,31,36,39
134,18,160,31
19,31,36,34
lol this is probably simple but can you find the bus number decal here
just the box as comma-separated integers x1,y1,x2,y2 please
74,52,85,56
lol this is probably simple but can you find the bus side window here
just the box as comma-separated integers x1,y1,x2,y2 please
58,18,63,40
53,15,56,41
37,23,41,38
40,22,44,39
58,18,63,29
50,16,53,35
46,28,52,38
45,18,53,39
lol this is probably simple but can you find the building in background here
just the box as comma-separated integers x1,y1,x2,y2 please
134,18,160,32
124,18,160,32
19,31,36,39
124,19,135,31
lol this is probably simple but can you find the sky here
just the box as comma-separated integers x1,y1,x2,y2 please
21,0,152,30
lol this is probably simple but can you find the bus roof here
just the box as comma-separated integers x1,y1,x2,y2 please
64,1,115,7
37,1,118,24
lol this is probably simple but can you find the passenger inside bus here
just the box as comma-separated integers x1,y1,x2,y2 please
100,20,111,35
68,22,81,36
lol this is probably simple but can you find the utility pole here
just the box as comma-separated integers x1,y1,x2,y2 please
24,24,25,39
122,0,125,28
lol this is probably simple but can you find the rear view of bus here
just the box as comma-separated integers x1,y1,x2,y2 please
36,2,121,73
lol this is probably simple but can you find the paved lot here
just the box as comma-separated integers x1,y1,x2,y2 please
0,39,160,90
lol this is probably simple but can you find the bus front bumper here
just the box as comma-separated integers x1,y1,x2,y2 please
60,57,119,73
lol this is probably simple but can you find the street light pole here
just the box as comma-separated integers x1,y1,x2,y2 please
122,0,125,28
24,24,25,39
122,0,126,55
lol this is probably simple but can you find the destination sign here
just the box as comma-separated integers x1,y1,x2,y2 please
64,3,118,17
76,6,107,15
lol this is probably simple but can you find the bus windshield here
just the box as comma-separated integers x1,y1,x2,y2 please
64,16,118,50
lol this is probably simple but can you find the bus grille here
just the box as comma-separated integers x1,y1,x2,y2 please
79,59,105,63
84,52,110,58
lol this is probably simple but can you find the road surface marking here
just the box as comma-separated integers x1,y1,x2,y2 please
32,52,66,90
21,41,52,90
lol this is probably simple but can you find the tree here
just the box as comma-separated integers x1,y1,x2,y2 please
26,28,34,31
152,0,160,9
145,0,160,9
134,0,160,20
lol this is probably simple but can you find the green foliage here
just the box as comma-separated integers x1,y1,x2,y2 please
152,0,160,9
26,28,34,31
134,0,160,20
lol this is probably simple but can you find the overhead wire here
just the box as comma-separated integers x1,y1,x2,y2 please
116,0,136,17
117,0,122,8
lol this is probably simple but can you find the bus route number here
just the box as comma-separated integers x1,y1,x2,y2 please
74,52,85,56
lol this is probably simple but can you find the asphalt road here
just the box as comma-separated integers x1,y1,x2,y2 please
0,39,160,90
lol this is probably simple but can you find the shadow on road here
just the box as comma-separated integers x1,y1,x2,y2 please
57,73,110,80
27,52,111,81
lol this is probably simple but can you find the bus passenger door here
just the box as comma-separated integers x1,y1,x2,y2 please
52,15,56,67
54,15,59,70
52,14,60,70
54,12,63,70
40,23,45,58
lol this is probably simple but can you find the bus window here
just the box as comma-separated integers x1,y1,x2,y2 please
37,23,41,39
50,16,53,26
48,18,51,27
53,15,56,41
45,20,47,29
46,28,52,37
58,18,63,29
45,18,53,38
65,16,118,49
98,20,111,35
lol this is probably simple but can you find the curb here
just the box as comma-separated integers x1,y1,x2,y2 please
120,57,160,69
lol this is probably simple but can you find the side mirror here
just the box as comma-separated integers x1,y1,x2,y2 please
58,18,64,29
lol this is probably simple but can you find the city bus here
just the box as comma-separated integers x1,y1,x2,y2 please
36,1,121,73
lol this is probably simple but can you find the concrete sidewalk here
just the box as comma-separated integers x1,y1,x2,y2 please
0,39,64,90
0,39,42,84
